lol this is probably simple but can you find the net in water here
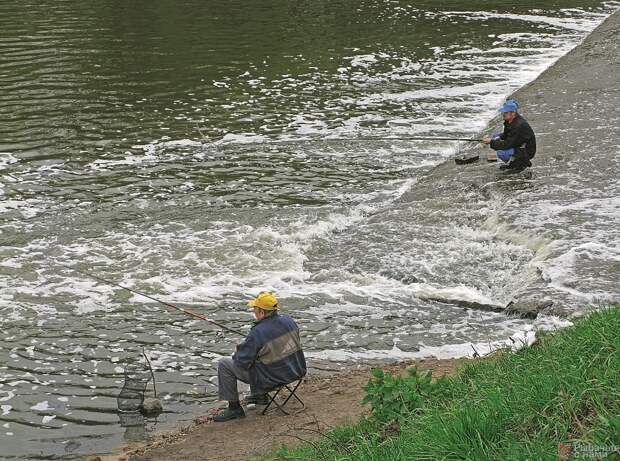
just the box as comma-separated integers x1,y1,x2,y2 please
117,366,152,412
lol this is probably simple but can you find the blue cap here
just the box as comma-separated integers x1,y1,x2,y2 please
499,99,519,113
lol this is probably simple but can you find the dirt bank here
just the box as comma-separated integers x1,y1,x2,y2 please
98,358,463,461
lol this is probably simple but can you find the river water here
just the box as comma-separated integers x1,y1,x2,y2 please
1,1,618,459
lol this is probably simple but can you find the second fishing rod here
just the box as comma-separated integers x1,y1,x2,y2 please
195,127,483,146
262,136,483,143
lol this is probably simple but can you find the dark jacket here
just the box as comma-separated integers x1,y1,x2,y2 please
233,313,306,393
490,114,536,160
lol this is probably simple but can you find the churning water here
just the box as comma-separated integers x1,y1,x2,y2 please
1,1,618,458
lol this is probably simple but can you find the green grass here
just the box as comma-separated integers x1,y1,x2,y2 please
269,306,620,461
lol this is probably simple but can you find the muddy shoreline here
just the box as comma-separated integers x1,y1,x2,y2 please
94,9,619,461
97,358,464,461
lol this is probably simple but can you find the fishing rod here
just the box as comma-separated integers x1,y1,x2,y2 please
195,126,483,146
211,136,482,145
314,136,483,142
66,266,245,337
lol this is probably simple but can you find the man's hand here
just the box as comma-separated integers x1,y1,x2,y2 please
482,135,492,145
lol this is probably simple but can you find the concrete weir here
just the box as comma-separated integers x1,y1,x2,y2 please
402,10,620,319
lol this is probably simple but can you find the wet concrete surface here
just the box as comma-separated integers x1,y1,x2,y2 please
407,10,620,317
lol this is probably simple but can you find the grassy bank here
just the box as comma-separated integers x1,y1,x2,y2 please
270,307,620,460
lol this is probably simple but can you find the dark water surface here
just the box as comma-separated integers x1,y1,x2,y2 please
0,1,618,458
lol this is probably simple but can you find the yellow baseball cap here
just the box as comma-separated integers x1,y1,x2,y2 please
247,292,279,310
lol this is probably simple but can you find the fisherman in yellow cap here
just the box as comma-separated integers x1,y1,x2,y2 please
212,292,306,422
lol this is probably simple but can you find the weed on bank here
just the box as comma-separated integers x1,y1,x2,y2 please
270,306,620,460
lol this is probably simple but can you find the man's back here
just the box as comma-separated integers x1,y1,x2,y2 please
234,313,306,392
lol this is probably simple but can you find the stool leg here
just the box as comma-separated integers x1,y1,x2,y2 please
261,380,305,415
262,387,287,415
280,380,304,409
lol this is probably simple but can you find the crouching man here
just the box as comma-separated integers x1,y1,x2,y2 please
212,292,306,422
483,99,536,171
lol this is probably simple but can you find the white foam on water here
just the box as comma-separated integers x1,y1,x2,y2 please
527,196,620,223
30,400,52,411
217,133,269,144
344,53,388,68
74,298,114,315
5,157,596,320
335,39,572,142
412,284,502,308
0,153,18,170
324,8,613,151
290,185,411,244
354,81,511,106
133,138,202,152
307,335,526,362
289,115,329,136
442,10,607,32
482,208,551,254
87,152,158,169
308,313,571,362
493,174,620,307
0,258,23,269
0,405,11,416
83,138,204,170
0,199,44,219
0,390,15,402
112,8,613,165
41,415,56,424
0,170,423,315
542,243,620,302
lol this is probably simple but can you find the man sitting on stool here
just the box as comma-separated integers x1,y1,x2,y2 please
213,292,306,422
483,99,536,172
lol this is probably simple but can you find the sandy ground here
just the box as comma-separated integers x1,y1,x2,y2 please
95,358,463,461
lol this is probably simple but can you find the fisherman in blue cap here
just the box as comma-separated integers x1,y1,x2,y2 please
483,99,536,171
